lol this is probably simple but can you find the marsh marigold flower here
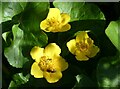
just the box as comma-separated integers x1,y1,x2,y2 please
30,43,68,83
67,31,100,61
40,8,71,32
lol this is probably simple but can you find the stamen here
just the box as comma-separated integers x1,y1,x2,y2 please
47,69,56,73
76,41,89,52
47,17,60,27
38,56,55,73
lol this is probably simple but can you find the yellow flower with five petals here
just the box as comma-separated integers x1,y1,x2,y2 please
67,31,100,61
30,43,68,83
40,8,71,32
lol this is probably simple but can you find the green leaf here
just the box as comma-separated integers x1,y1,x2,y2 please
8,73,30,88
8,81,17,89
2,2,49,47
3,2,49,68
73,74,96,88
105,20,120,52
97,53,120,88
20,2,50,32
53,1,105,22
2,31,11,42
19,2,49,46
1,21,14,47
23,29,48,47
2,2,27,22
4,24,28,68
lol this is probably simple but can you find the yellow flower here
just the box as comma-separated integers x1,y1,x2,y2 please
40,8,71,32
30,43,68,83
67,31,100,61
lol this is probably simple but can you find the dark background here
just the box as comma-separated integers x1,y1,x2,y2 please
2,2,120,89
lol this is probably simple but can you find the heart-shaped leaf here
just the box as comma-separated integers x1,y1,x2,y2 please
105,20,120,52
19,2,50,32
4,25,28,68
1,2,27,23
53,0,105,22
18,2,49,51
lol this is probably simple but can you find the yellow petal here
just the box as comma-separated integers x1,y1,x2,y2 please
75,50,89,61
31,62,43,78
60,24,71,32
86,38,94,47
46,26,60,33
30,46,44,63
87,45,100,58
53,55,68,71
40,20,50,31
44,43,61,58
43,71,62,83
61,13,70,25
47,8,61,22
76,31,89,43
67,39,76,54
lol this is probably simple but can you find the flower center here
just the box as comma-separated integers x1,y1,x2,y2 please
76,38,93,52
76,42,88,52
48,17,61,27
38,56,56,73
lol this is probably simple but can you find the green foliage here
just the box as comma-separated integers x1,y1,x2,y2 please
53,0,105,22
8,73,30,88
4,25,29,68
4,23,48,68
2,31,11,42
19,2,50,32
1,2,27,23
97,53,120,88
3,2,49,68
105,20,120,52
2,1,119,89
18,2,49,47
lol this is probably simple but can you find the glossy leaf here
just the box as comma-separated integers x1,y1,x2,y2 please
4,23,48,68
3,2,49,68
53,0,105,22
8,73,30,88
4,25,28,68
2,2,27,22
1,21,14,48
20,2,50,32
97,53,120,88
105,20,120,52
2,31,11,42
19,2,49,47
